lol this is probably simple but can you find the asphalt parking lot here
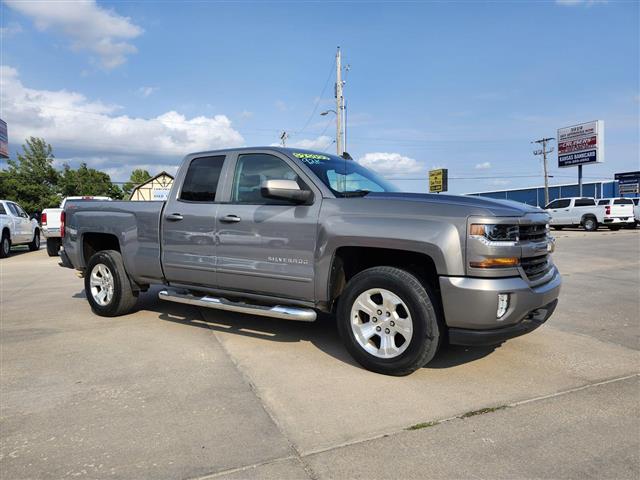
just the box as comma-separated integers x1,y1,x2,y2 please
1,229,638,479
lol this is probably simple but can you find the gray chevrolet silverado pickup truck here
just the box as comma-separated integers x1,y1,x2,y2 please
61,147,561,375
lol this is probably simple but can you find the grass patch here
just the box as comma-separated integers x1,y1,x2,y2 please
460,405,507,418
406,421,438,431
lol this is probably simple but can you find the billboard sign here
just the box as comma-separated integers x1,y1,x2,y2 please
429,168,448,193
557,120,604,168
615,171,640,195
0,119,8,159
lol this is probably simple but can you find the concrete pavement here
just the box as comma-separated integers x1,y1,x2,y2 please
1,229,638,479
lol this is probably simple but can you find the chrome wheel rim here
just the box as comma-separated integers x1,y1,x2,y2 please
585,219,594,230
2,238,9,254
90,263,114,306
34,234,40,248
350,288,413,359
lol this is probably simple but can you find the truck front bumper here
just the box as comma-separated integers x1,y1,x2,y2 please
439,267,561,346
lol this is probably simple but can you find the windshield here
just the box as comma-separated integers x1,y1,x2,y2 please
290,152,399,196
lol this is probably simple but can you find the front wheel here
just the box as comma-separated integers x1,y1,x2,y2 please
85,250,138,317
46,238,61,256
28,229,41,251
336,266,441,376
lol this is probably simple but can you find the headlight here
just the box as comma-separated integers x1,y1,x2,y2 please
470,224,519,243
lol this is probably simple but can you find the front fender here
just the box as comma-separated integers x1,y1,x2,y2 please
315,213,465,304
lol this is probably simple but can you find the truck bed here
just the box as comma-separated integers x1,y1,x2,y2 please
63,200,165,285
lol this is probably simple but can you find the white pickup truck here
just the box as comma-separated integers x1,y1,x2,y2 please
0,199,40,258
41,196,111,256
596,198,636,230
544,197,602,231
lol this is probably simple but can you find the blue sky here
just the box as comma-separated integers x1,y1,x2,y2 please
1,0,638,193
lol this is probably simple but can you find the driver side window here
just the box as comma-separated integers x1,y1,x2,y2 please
232,153,301,205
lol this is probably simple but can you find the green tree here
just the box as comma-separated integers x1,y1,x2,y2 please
58,163,123,199
0,137,60,213
123,168,152,198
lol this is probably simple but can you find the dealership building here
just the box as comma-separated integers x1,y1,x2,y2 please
467,179,636,208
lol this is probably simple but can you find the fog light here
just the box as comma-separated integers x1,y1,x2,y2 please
497,293,510,319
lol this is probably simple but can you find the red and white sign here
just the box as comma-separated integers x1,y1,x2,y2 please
557,120,604,168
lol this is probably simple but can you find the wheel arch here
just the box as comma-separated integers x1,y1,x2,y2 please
326,246,442,314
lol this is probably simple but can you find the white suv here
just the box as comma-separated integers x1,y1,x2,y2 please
544,197,602,232
596,198,635,230
0,200,41,258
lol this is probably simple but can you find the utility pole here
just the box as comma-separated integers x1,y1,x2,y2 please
532,137,555,206
280,131,288,147
335,47,344,156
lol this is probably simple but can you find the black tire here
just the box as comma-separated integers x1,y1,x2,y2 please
608,226,621,231
582,216,598,232
624,222,638,229
28,229,41,251
552,226,563,231
336,266,441,376
0,231,10,258
85,250,137,317
46,238,61,257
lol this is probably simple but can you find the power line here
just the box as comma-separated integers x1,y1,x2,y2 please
292,56,336,137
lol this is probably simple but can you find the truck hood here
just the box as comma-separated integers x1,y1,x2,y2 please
366,192,543,217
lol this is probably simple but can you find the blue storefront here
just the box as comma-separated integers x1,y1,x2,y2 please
466,180,633,208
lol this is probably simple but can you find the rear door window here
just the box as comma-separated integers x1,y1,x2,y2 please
179,155,226,202
574,198,596,207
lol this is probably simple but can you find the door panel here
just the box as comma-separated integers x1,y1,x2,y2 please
161,155,226,287
215,152,320,301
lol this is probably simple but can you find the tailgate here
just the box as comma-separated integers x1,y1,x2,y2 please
610,203,634,217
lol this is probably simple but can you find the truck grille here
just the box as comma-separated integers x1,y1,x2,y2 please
521,254,551,281
519,224,547,242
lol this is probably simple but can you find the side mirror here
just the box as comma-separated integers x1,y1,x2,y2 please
261,179,313,204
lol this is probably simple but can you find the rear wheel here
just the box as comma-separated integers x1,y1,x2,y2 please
28,229,40,251
337,266,441,376
85,250,137,317
46,238,61,257
624,222,638,229
582,217,598,232
0,232,10,258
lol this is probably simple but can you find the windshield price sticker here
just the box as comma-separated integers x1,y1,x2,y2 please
293,152,330,165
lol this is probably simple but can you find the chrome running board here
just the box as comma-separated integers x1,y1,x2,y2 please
158,289,317,322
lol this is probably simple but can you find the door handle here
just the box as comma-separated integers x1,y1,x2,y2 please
166,213,183,221
220,214,241,223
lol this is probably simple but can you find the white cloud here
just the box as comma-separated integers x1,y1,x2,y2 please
0,22,23,38
475,161,492,170
275,100,289,112
138,86,158,98
1,65,244,159
357,152,422,175
490,179,511,187
290,135,333,150
5,0,143,69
